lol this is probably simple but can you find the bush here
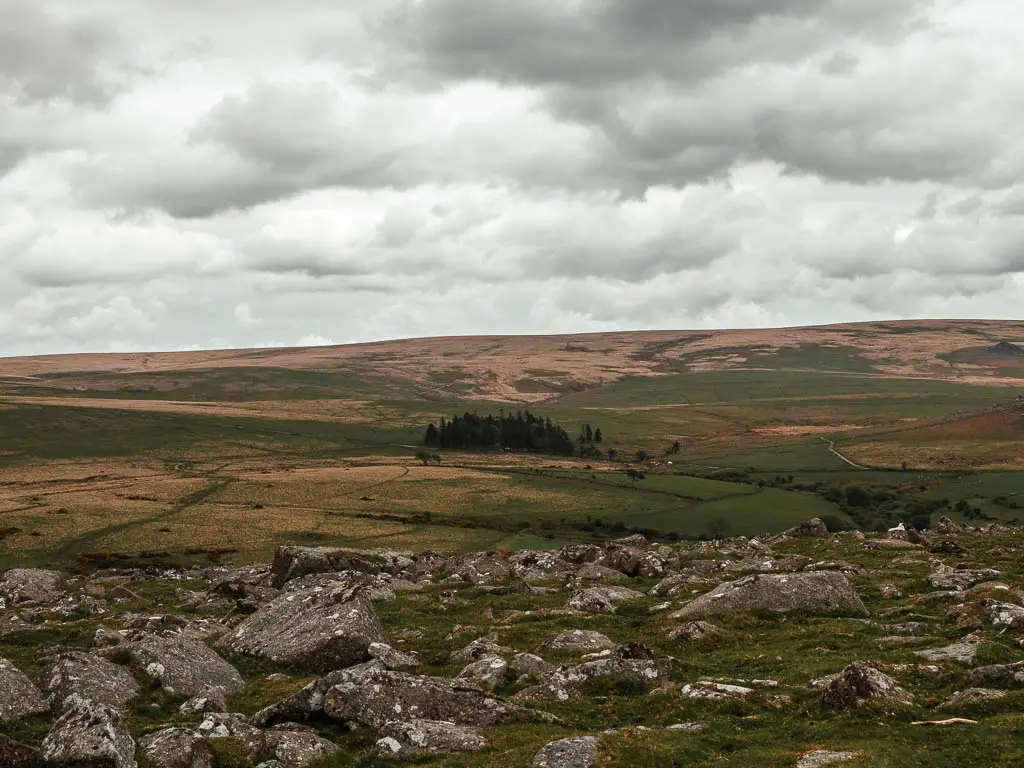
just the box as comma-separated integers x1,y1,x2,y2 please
819,513,852,533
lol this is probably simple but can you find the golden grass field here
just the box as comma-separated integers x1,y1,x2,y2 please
2,319,1022,567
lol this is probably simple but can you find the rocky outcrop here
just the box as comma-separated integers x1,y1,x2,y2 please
128,634,244,698
375,719,487,757
222,579,386,673
270,545,415,587
40,651,139,713
321,662,521,728
0,657,49,723
821,662,914,708
671,573,868,620
41,694,137,768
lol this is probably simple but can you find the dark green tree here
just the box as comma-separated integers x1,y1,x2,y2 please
594,428,603,443
424,423,440,447
626,468,645,486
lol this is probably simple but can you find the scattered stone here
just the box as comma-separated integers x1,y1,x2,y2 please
322,662,521,728
179,687,230,716
0,568,65,605
668,620,721,642
914,636,984,664
566,586,644,614
222,579,386,673
969,661,1024,687
129,634,244,697
264,725,340,767
40,651,140,713
533,736,598,768
796,750,857,768
511,652,558,682
541,630,616,653
368,641,420,669
783,518,829,538
865,539,924,550
938,688,1008,708
929,565,1001,590
139,728,213,768
671,573,868,620
0,657,49,724
680,680,753,701
375,719,487,757
457,655,509,690
41,694,137,768
821,662,914,709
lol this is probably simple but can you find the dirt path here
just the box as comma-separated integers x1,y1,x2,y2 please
820,436,867,470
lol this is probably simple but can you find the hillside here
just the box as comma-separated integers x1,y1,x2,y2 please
0,319,1022,571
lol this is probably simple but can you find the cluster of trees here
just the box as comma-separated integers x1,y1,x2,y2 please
424,411,589,456
576,424,602,457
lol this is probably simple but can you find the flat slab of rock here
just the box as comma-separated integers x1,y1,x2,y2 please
40,651,139,713
671,573,868,620
42,694,137,768
271,545,414,587
939,688,1007,708
541,630,615,653
915,640,982,664
681,680,753,701
222,580,386,673
0,657,49,724
322,662,521,728
376,719,487,757
533,736,598,768
969,661,1024,686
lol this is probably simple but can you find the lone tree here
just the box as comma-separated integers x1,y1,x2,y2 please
671,440,681,455
706,517,732,540
415,451,432,466
626,468,645,486
594,428,603,443
606,448,618,462
634,450,650,463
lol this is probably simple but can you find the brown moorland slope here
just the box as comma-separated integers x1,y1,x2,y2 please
2,319,1023,404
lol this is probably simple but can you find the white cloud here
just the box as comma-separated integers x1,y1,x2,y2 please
1,0,1023,357
296,334,335,347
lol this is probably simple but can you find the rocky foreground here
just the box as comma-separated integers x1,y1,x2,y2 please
2,517,1023,767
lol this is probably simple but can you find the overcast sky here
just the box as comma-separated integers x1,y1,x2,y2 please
1,0,1022,356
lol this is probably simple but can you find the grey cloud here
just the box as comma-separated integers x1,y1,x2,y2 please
0,0,129,104
375,0,924,89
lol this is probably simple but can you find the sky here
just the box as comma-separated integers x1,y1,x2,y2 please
1,0,1022,357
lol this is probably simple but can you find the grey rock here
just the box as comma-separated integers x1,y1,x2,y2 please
0,568,65,605
322,663,521,728
929,564,1001,590
0,657,49,724
41,694,137,768
668,621,721,642
40,651,139,713
179,687,230,716
938,688,1008,708
139,728,213,768
797,751,857,768
681,680,753,700
914,639,983,664
222,579,386,673
449,551,512,585
533,736,598,768
540,631,616,653
969,661,1024,687
821,662,914,708
271,545,413,587
450,634,515,663
783,518,829,538
566,586,644,614
265,725,340,768
457,654,509,690
983,600,1024,629
511,652,557,681
671,573,868,620
375,719,487,757
574,564,626,583
129,634,244,698
368,641,420,669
